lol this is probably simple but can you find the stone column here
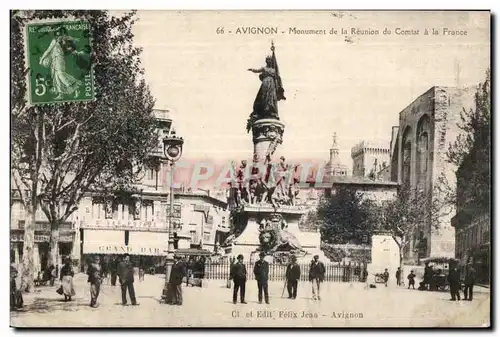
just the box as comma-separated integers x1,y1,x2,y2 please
251,119,285,164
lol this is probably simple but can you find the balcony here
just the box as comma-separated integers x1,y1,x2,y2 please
14,221,74,232
79,217,171,233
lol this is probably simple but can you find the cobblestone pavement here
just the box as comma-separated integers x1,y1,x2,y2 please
10,273,490,328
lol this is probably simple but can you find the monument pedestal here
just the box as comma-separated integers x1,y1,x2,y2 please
230,204,325,263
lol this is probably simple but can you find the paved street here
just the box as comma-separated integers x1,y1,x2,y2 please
11,273,490,328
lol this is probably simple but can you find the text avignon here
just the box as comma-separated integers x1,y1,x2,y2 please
235,27,278,34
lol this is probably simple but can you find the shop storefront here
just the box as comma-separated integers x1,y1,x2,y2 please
81,229,171,272
10,230,75,273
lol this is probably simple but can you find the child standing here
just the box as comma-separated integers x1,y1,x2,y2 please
383,268,389,287
407,270,416,289
395,267,402,286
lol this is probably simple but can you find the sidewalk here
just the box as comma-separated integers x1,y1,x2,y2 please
11,273,490,328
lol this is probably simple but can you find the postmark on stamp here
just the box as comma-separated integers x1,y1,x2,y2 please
26,20,94,105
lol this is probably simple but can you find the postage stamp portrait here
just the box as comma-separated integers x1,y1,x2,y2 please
26,20,94,104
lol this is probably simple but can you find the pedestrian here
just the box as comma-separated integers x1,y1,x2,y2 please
423,262,433,290
463,264,476,301
49,264,57,286
253,252,270,304
117,254,139,306
110,256,118,286
87,256,102,308
167,255,185,305
383,268,389,287
407,270,416,289
395,267,402,287
309,255,325,300
447,266,461,301
285,255,301,299
230,254,247,304
10,266,23,311
59,257,75,302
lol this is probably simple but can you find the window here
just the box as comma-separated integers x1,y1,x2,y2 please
203,233,211,243
189,230,197,243
92,198,104,220
143,201,154,221
147,167,155,181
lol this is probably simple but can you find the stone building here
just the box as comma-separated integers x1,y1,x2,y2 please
327,176,398,204
10,109,229,272
390,86,476,261
451,153,490,284
10,192,77,274
351,141,391,180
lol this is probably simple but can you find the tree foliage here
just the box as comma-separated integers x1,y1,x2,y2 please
11,10,159,284
446,69,491,212
316,187,377,245
378,182,448,268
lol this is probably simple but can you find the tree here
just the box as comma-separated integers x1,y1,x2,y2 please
316,187,377,245
11,10,158,291
446,69,491,212
379,183,446,276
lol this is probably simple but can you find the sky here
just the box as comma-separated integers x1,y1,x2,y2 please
129,10,490,170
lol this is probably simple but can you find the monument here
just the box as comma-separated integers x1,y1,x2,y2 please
223,42,325,264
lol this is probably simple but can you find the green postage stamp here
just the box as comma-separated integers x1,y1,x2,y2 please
26,20,94,104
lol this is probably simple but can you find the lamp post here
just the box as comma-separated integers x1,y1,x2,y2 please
161,133,184,302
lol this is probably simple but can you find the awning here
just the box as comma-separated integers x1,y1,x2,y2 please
82,230,169,256
83,242,167,256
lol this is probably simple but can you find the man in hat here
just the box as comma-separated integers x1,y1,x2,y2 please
253,252,270,304
168,255,186,305
117,254,139,306
285,255,301,299
309,255,325,300
230,254,247,304
447,266,461,301
463,263,477,301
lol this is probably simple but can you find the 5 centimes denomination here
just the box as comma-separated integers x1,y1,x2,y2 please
26,20,94,104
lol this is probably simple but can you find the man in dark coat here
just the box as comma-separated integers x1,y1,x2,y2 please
168,255,186,305
87,256,102,308
447,266,461,301
286,255,301,299
10,266,23,311
230,254,247,304
423,262,433,290
253,252,270,304
309,255,325,300
117,254,139,306
463,264,476,301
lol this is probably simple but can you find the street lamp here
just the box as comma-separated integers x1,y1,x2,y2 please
161,133,184,302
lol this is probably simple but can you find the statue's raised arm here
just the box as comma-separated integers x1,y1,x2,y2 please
247,43,286,126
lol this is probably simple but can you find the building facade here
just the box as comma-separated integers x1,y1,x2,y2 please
10,190,77,274
390,86,475,261
351,141,391,180
10,109,229,273
451,154,490,284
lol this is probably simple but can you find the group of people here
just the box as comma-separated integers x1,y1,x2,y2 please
392,262,477,301
229,253,326,304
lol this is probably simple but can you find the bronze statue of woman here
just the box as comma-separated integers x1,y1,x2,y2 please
247,55,280,120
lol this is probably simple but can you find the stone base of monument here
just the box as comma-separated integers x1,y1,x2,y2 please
229,204,326,264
